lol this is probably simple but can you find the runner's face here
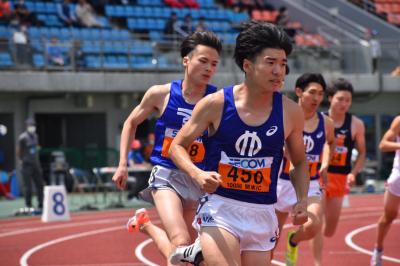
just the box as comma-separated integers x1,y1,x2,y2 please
298,82,324,112
184,45,219,86
329,90,352,114
248,48,286,92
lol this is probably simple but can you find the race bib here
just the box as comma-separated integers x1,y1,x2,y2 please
330,146,348,166
306,154,320,178
218,152,272,192
161,127,205,163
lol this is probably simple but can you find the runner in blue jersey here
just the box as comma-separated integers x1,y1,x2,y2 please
112,31,222,266
273,73,335,266
169,21,310,266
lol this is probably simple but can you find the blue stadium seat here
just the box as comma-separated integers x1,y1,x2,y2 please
133,6,144,17
97,16,111,28
59,28,71,39
35,2,46,13
85,55,101,68
37,14,47,24
137,0,150,6
161,7,171,19
105,6,116,17
100,28,113,40
114,42,128,54
124,6,133,17
117,56,129,68
33,54,44,67
155,19,166,31
31,40,44,52
103,41,114,54
25,2,35,12
0,53,14,67
45,2,57,13
153,7,163,18
147,18,157,30
131,55,154,69
143,7,154,18
115,6,125,17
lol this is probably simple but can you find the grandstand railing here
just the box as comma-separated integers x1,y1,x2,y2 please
1,34,399,74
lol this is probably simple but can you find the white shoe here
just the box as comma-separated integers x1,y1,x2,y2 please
170,237,202,265
370,247,382,266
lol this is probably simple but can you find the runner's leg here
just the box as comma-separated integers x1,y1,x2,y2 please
242,250,271,266
200,226,241,266
375,189,400,250
322,196,343,237
271,209,289,260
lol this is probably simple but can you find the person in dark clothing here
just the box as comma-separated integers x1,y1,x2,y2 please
181,14,195,33
57,0,81,27
14,0,37,26
163,12,177,39
16,118,44,210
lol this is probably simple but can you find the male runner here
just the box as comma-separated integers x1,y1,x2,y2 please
274,73,335,266
371,115,400,266
313,78,366,263
169,21,310,266
112,31,222,266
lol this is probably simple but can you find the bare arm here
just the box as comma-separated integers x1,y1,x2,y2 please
320,114,336,188
379,116,400,152
112,85,168,189
348,116,366,186
169,93,223,193
284,98,309,225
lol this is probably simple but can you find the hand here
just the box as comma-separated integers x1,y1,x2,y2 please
347,173,356,187
194,171,222,194
320,167,329,189
112,166,128,190
291,199,308,226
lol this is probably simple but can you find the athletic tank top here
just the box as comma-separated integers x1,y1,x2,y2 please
280,112,326,181
203,86,285,205
393,137,400,171
150,79,217,169
324,111,354,174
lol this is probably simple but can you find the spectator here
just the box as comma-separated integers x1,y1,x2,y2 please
16,118,44,210
163,0,184,8
0,171,14,200
47,36,64,66
230,5,249,28
275,6,290,26
76,0,104,28
14,0,37,26
143,133,155,162
0,0,16,25
73,39,85,70
127,140,151,202
196,16,207,31
13,25,31,65
181,14,195,33
57,0,81,27
182,0,200,9
369,30,381,74
164,12,177,38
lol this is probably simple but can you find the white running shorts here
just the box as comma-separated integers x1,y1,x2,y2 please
274,179,322,214
193,194,279,252
387,168,400,197
139,165,205,210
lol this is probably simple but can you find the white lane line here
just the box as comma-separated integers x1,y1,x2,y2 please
20,226,123,266
135,239,160,266
345,219,400,263
0,218,126,238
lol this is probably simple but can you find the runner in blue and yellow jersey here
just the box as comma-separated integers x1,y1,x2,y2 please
112,31,222,266
273,73,335,266
169,21,310,266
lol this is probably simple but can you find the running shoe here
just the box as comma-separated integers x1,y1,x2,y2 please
126,208,149,234
370,247,383,266
170,237,202,265
285,230,298,266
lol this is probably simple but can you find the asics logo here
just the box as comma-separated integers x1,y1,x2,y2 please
317,131,323,138
303,135,314,153
340,129,348,134
266,126,278,136
177,108,193,126
270,236,277,242
236,130,261,157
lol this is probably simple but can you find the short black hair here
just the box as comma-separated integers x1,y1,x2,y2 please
326,78,354,98
295,73,326,92
233,21,292,72
279,6,287,13
180,30,222,58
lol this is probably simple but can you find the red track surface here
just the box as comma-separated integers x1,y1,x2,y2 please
0,194,399,266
